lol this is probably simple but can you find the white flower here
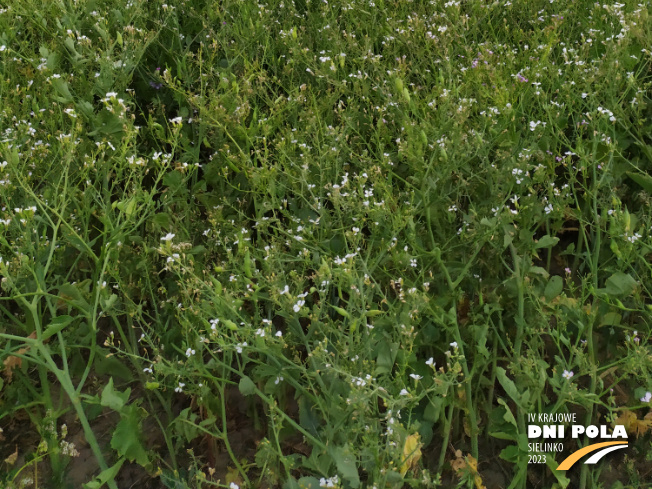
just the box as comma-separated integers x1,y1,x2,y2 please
400,389,409,396
230,483,240,489
562,370,574,380
174,382,185,393
640,392,651,403
425,357,435,366
409,374,422,380
450,341,458,349
185,348,195,357
161,233,175,241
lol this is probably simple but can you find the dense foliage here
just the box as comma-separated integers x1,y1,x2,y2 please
0,0,651,488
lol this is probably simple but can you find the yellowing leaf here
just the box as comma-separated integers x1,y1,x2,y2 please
452,452,486,489
399,433,422,476
614,409,651,437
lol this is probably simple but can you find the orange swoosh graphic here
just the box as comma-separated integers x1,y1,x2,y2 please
557,441,628,470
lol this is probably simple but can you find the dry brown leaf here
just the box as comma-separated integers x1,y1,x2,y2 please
2,332,36,383
4,446,18,465
3,346,29,382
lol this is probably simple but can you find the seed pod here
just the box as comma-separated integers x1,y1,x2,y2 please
244,249,252,278
394,78,404,92
223,319,238,331
333,306,350,318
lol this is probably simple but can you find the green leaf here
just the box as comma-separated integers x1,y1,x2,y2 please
238,376,257,396
496,369,522,408
600,312,622,327
152,212,172,230
544,276,563,301
111,405,149,466
88,110,124,137
330,445,360,488
489,431,517,441
497,398,517,427
535,235,559,248
499,445,520,463
546,456,570,488
83,458,125,489
100,378,130,412
374,341,398,375
626,171,652,194
298,395,321,436
604,272,637,297
95,355,132,381
58,283,90,314
42,315,75,341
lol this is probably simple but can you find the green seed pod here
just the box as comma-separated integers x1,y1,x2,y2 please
394,78,404,92
349,319,358,334
402,87,411,102
291,27,297,40
420,130,428,146
367,310,384,317
333,306,350,318
244,249,252,278
223,319,238,331
440,148,448,161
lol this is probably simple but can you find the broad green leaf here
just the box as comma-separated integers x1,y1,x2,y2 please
496,369,521,408
95,355,132,381
546,456,570,488
489,431,517,441
626,171,652,194
600,312,622,327
535,235,559,248
100,378,130,412
110,405,149,466
604,272,637,297
499,445,520,463
42,315,74,341
330,445,360,488
497,398,517,427
238,376,257,396
298,395,320,436
544,276,563,301
83,458,125,489
58,283,90,314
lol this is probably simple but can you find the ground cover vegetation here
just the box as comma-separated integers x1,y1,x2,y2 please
0,0,651,487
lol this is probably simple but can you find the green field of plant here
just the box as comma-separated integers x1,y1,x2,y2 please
0,0,651,488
